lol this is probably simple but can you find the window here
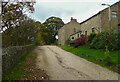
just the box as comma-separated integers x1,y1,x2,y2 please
112,11,117,18
74,28,76,33
78,34,79,37
72,37,74,39
92,28,95,32
85,31,87,35
112,12,117,14
112,15,117,18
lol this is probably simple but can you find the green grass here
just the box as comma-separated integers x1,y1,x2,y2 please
2,50,36,80
61,46,120,73
50,43,57,45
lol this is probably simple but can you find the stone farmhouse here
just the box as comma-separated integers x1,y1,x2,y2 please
58,18,81,45
58,1,120,46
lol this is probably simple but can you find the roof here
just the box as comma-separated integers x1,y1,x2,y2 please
70,31,82,36
80,1,119,25
80,12,100,25
58,19,79,31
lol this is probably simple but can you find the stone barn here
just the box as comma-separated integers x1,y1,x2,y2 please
58,17,81,46
58,1,120,46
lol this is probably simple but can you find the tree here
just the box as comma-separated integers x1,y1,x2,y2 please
36,23,53,45
1,1,36,47
43,16,64,43
2,18,41,47
36,32,51,45
1,0,36,32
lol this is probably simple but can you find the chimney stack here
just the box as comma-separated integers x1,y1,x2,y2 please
71,17,73,21
71,17,77,22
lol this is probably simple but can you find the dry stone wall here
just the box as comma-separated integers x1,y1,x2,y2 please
2,45,34,73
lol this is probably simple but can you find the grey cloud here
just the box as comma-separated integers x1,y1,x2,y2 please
30,3,75,23
29,1,118,23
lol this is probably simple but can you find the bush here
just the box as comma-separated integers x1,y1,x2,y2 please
69,40,74,46
73,35,88,47
65,39,74,46
55,40,58,45
90,32,120,50
65,39,70,45
88,33,97,44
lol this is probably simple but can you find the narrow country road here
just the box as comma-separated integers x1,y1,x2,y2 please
35,45,119,80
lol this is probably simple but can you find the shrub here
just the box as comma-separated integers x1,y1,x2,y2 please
73,35,88,47
65,39,70,45
90,32,107,49
90,32,120,50
54,40,58,45
88,33,97,44
65,39,74,46
69,40,74,46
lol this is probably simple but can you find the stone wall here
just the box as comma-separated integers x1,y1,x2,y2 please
58,18,81,45
80,13,101,35
118,1,120,33
100,2,118,33
58,1,119,46
70,32,81,41
58,28,66,46
80,2,119,35
118,1,120,24
2,45,34,73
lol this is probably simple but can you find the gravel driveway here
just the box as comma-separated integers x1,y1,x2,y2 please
35,45,119,80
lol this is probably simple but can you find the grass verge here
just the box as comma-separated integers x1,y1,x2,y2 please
2,47,49,80
2,51,34,80
61,46,120,73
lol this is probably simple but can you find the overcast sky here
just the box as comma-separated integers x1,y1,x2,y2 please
28,0,119,23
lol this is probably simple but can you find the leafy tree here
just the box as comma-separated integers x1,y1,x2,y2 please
1,1,36,32
43,16,64,43
2,18,41,47
2,17,55,47
36,23,53,45
36,32,51,45
1,1,36,47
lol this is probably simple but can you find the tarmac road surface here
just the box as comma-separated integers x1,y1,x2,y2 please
35,45,119,80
